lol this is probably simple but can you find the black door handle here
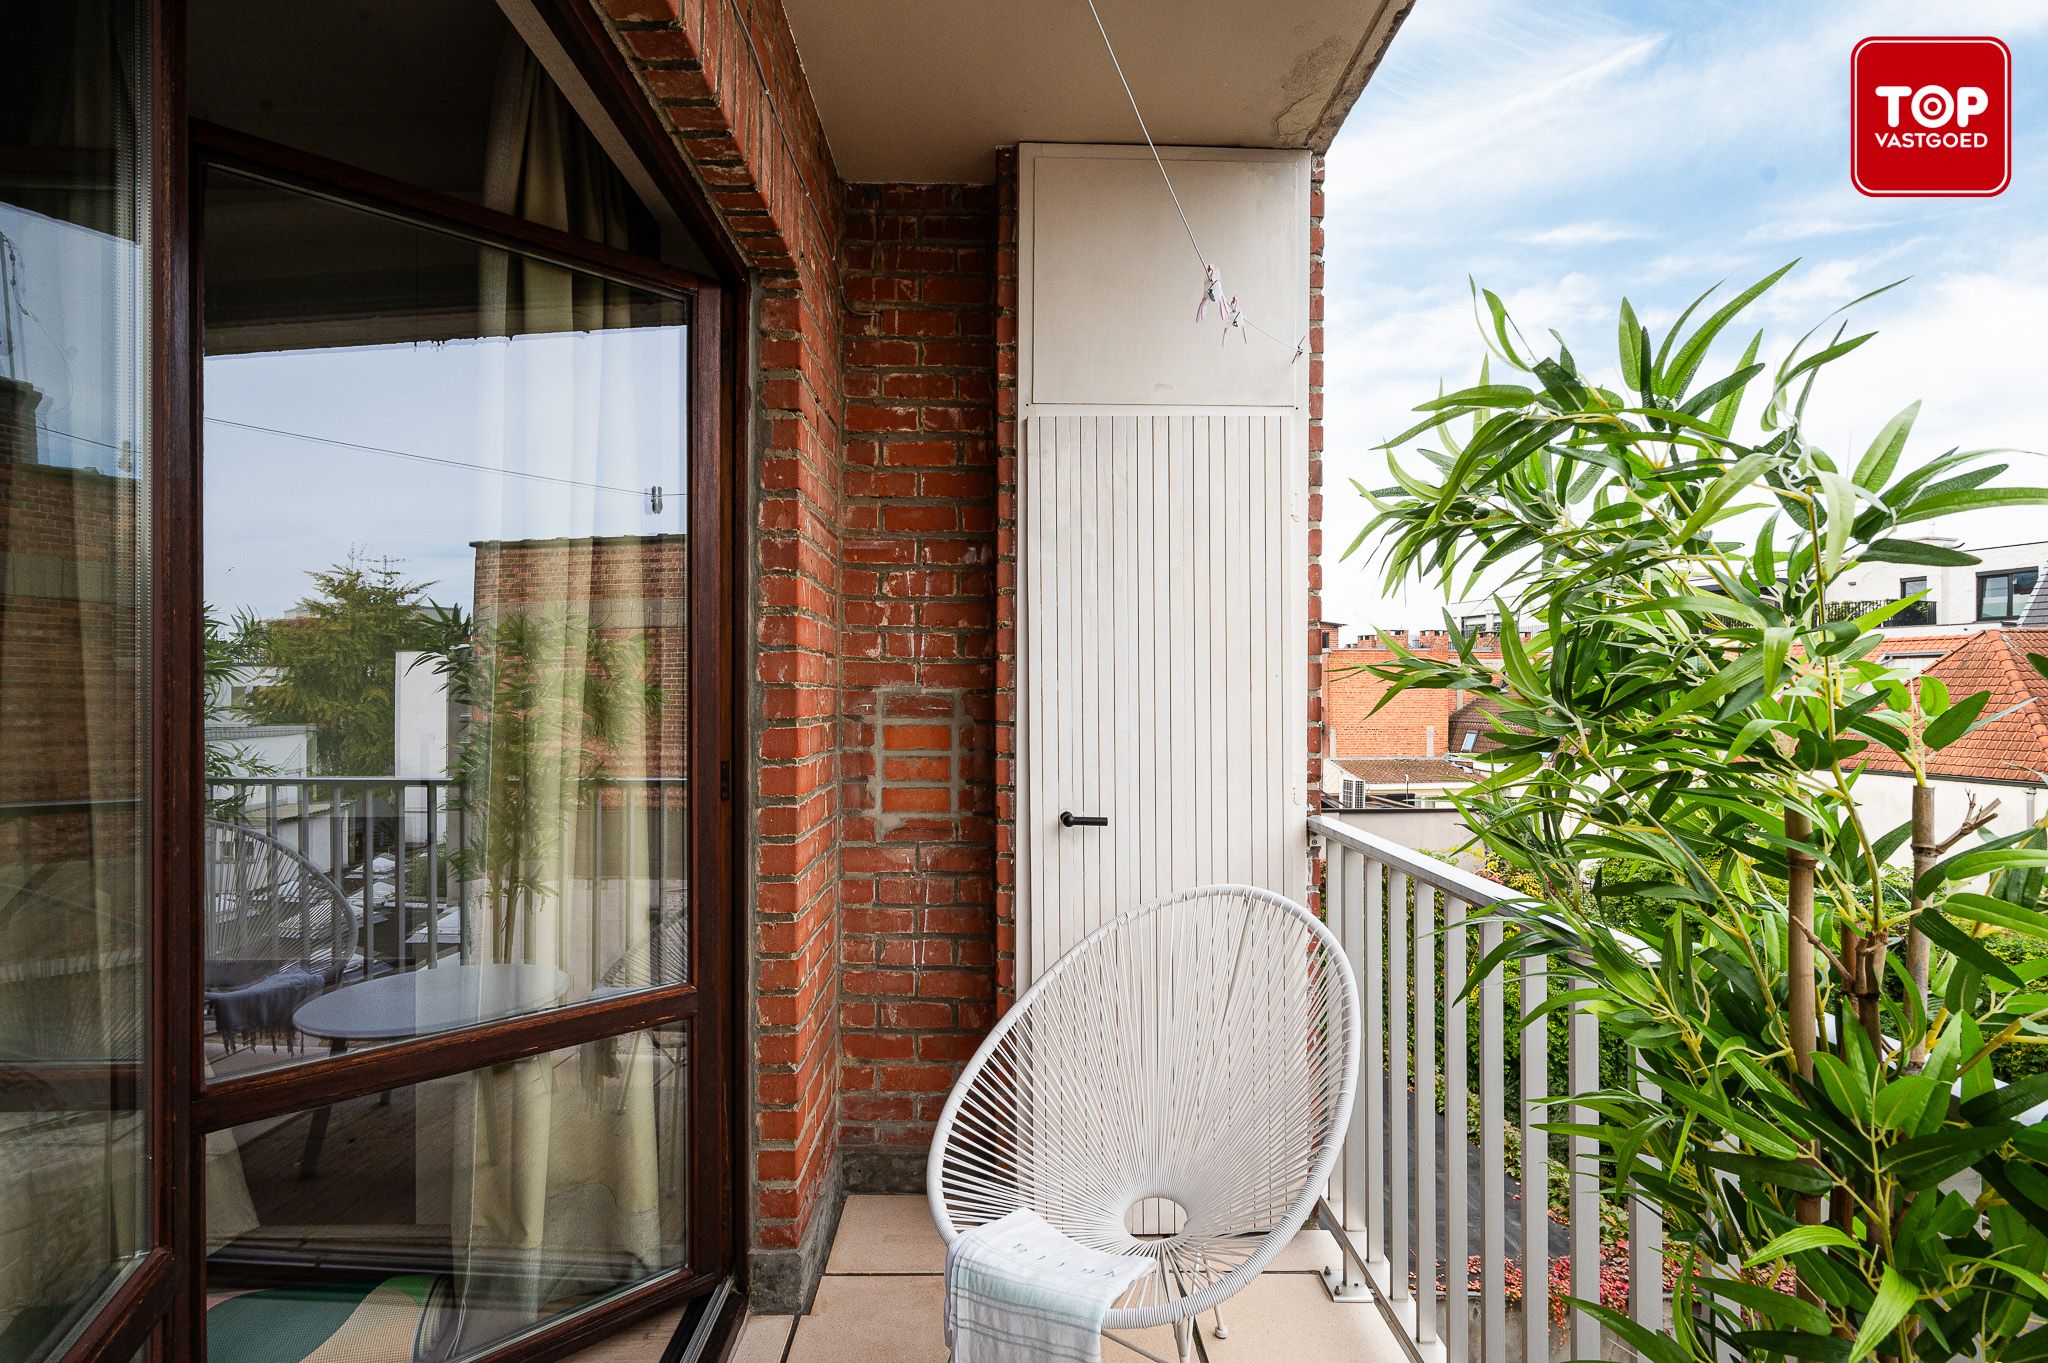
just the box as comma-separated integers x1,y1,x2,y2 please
1060,812,1108,828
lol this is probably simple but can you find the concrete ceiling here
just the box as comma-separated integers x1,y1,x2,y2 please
780,0,1416,184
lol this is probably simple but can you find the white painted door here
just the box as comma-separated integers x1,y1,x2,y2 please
1018,412,1307,985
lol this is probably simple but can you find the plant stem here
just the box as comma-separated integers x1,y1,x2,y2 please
1908,782,1934,1064
1786,807,1824,1236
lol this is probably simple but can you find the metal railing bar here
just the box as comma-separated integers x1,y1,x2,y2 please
1416,881,1439,1346
1444,896,1470,1363
1389,868,1411,1308
1521,954,1549,1363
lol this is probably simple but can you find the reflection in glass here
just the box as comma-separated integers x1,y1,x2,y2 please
206,1026,689,1359
0,3,152,1358
200,169,692,1079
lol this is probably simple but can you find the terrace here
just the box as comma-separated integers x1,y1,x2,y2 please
7,1,2045,1362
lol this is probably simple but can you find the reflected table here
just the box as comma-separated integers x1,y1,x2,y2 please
290,962,569,1176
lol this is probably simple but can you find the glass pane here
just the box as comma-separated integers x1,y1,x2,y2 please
1983,577,2010,619
201,168,689,1080
206,1025,689,1359
0,3,153,1359
186,0,669,259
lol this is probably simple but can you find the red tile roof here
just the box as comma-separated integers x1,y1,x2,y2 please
1857,629,2048,783
1331,757,1478,786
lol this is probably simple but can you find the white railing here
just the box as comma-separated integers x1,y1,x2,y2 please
206,774,687,986
1307,815,1664,1363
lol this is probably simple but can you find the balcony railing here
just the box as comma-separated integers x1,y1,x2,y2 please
205,774,686,990
1308,814,1664,1363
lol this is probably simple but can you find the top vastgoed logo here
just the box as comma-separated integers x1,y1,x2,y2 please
1852,37,2011,197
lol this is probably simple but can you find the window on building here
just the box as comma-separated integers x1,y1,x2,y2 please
1978,568,2038,621
1895,576,1934,627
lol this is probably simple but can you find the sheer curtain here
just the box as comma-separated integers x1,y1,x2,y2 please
419,41,666,1356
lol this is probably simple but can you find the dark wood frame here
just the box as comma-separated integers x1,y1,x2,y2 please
51,2,751,1359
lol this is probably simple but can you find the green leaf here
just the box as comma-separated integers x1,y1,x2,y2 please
1696,1150,1833,1193
1618,298,1645,393
1744,1225,1860,1267
1924,691,1991,750
1944,891,2048,940
1736,1331,1853,1363
1861,538,1981,567
1565,1301,1690,1363
1818,472,1856,576
1418,383,1540,411
1702,1276,1831,1334
1897,487,2048,525
1854,400,1920,489
1849,1268,1915,1363
1663,261,1797,399
1960,1071,2048,1125
1677,452,1774,540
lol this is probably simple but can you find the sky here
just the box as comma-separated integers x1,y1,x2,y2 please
1319,0,2048,635
204,329,687,619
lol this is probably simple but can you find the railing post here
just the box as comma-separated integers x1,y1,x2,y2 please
1521,955,1549,1363
392,780,408,972
1445,896,1470,1363
1415,882,1439,1347
1630,1072,1665,1343
1389,869,1411,1313
1365,857,1386,1274
425,781,440,967
1568,981,1600,1361
1480,912,1507,1361
1327,844,1358,1227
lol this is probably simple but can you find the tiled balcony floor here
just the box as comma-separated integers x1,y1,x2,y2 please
734,1195,1411,1363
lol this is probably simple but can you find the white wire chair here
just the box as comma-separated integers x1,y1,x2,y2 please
927,884,1361,1363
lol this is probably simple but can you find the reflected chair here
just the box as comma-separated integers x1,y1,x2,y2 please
204,819,359,1052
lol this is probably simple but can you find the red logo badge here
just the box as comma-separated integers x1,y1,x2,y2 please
1852,37,2011,197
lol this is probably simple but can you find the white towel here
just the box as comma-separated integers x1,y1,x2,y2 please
944,1208,1156,1363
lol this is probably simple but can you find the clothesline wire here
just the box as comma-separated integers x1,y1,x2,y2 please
1080,0,1306,359
204,417,657,501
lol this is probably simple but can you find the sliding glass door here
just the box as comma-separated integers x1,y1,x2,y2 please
0,4,163,1361
182,36,732,1363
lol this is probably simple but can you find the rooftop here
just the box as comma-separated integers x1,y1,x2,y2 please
1858,629,2048,783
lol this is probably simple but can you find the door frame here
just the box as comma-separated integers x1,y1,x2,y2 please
48,3,751,1359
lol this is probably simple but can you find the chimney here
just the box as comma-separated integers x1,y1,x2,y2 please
1425,725,1435,757
0,377,43,464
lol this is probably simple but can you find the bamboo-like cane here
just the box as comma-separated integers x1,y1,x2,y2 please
1907,782,1934,1064
1786,807,1824,1232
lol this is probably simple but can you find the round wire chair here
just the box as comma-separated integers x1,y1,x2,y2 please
204,819,359,1049
927,884,1361,1362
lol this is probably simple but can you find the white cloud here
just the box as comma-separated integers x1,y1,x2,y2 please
1317,0,2048,632
1521,221,1652,247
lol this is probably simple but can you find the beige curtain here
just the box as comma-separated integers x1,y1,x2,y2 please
423,42,667,1354
479,33,635,338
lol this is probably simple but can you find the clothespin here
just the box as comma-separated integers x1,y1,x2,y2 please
1220,296,1247,345
1195,264,1223,322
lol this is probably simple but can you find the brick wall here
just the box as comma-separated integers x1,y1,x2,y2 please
836,184,999,1172
0,458,141,865
602,0,849,1304
470,535,689,777
601,0,1007,1305
1324,640,1499,761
